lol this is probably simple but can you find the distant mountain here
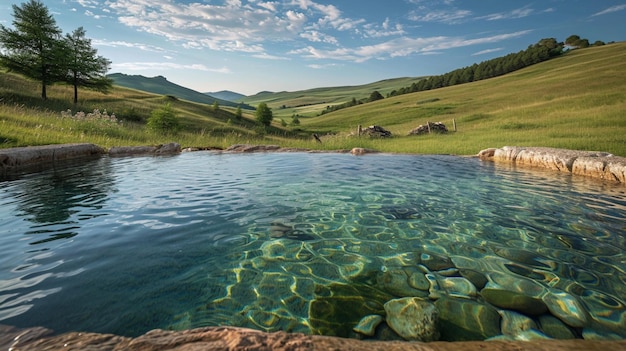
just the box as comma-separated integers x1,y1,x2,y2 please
107,73,254,110
205,90,247,102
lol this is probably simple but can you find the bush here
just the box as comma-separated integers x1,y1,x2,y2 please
147,103,179,133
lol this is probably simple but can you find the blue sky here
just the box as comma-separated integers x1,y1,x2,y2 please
1,1,625,95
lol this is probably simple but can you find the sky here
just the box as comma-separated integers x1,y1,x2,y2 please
1,1,625,96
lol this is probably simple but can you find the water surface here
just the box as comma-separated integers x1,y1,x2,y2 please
0,152,624,340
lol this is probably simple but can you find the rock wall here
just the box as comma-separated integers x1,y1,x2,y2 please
0,143,105,176
479,146,626,184
2,324,624,351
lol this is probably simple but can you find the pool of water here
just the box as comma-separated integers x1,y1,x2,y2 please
0,152,625,341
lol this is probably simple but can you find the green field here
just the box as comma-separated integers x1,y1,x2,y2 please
1,42,625,155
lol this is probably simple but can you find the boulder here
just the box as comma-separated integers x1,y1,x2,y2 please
481,288,548,316
384,297,440,341
109,142,181,156
0,143,104,175
435,296,501,341
362,125,392,138
408,122,448,135
480,146,626,184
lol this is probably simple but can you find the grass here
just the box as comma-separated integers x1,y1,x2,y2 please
299,42,626,156
1,42,625,156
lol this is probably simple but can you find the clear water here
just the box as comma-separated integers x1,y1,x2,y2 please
0,152,625,340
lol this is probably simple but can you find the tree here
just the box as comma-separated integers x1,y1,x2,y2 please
0,0,65,99
255,102,273,126
235,106,242,120
368,91,384,102
147,103,179,133
64,27,112,104
212,100,219,111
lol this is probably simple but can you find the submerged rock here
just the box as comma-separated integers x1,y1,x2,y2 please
500,310,539,337
435,296,501,341
538,315,577,339
481,288,548,316
384,297,440,341
353,314,384,336
543,290,590,328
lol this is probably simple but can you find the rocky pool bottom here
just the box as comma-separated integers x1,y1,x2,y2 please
0,148,625,345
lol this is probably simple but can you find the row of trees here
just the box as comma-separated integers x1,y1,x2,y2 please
388,38,568,98
0,0,112,103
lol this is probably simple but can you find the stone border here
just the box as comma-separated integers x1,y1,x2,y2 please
479,146,626,184
2,324,624,351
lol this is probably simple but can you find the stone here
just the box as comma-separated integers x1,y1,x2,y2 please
353,314,384,336
108,142,181,156
500,310,539,337
384,297,440,341
408,121,448,135
485,146,626,184
440,277,477,298
408,272,431,291
435,296,502,341
543,290,590,328
481,287,548,316
538,315,576,339
478,148,496,160
2,324,626,351
362,125,392,138
0,143,104,175
154,142,182,154
459,269,488,290
351,147,379,155
420,252,454,271
376,268,428,298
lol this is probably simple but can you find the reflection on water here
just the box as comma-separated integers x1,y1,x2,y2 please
0,152,625,341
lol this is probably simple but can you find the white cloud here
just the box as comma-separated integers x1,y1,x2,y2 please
307,63,340,69
363,18,405,38
472,47,503,56
290,30,532,62
592,4,626,17
481,6,534,21
408,9,472,23
104,0,367,56
300,30,339,45
111,61,231,73
93,39,168,53
252,53,290,60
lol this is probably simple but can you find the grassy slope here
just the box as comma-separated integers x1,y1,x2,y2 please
243,77,425,119
0,43,624,155
299,42,626,156
107,73,254,109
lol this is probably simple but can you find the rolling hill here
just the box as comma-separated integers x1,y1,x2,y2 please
1,42,624,156
107,73,254,110
205,90,247,102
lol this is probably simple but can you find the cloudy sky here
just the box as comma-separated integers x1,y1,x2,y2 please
1,1,625,95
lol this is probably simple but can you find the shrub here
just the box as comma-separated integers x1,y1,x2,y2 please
147,103,179,133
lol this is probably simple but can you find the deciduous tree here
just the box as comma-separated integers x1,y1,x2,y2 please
255,102,273,126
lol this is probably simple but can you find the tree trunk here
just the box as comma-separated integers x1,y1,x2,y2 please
73,74,78,105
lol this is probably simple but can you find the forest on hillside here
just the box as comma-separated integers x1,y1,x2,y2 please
387,35,606,98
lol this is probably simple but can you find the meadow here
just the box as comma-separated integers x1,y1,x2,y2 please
1,42,624,156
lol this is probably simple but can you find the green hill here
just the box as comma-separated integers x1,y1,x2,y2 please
0,42,624,156
107,73,254,110
243,77,426,119
297,42,626,156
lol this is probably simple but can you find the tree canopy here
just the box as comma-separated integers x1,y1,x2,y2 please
64,27,112,104
0,0,111,102
255,102,273,126
0,0,65,99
